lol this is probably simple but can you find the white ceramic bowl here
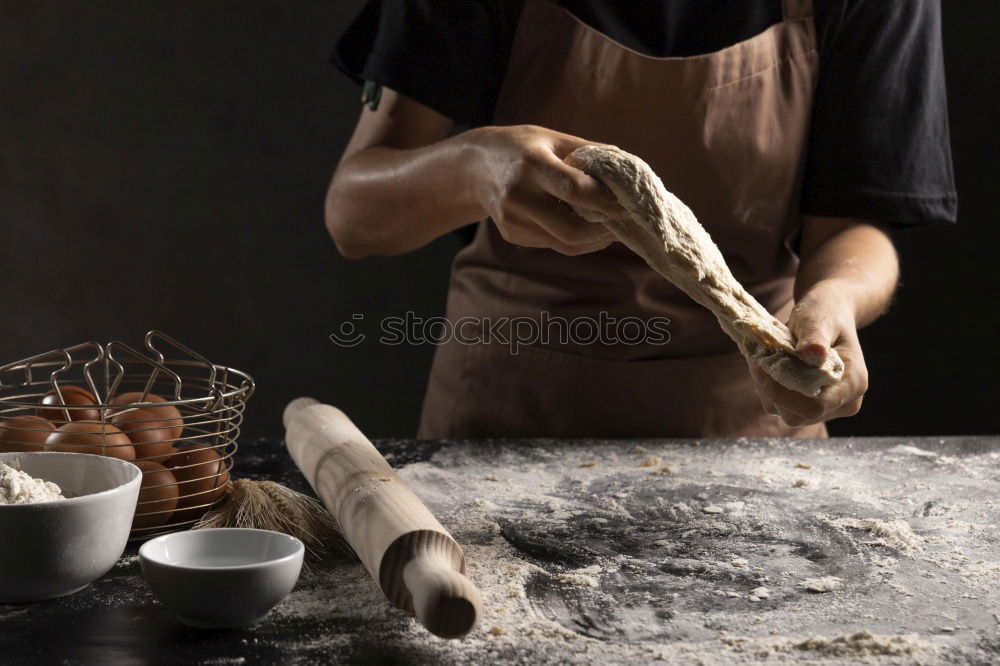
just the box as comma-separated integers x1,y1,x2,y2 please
139,528,304,628
0,451,142,602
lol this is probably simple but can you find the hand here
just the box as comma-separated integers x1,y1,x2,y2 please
470,125,626,256
749,281,869,427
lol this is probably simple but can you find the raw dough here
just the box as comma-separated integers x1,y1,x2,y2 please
565,144,845,397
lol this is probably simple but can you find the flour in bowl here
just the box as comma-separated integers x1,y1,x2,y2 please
0,462,65,504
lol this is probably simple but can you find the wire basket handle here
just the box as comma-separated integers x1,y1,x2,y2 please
0,343,105,421
145,330,223,412
67,342,110,404
105,341,201,410
0,348,73,391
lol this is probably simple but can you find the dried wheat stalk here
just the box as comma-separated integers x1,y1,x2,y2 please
195,479,353,568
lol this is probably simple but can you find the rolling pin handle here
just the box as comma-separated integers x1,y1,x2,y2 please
283,396,321,430
284,397,484,639
403,555,482,639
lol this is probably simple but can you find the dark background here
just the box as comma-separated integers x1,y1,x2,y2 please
1,2,996,438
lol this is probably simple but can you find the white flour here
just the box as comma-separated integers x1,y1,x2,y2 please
0,462,64,504
722,630,937,658
5,437,995,666
826,516,924,552
801,576,843,592
245,437,1000,664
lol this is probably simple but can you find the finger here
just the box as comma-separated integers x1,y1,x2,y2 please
512,192,615,246
534,153,626,221
496,215,612,256
546,130,596,158
534,233,614,256
557,239,614,256
776,406,807,428
788,304,839,367
816,335,868,407
826,396,864,420
750,365,812,425
751,365,830,423
748,364,780,416
758,391,779,417
493,215,557,249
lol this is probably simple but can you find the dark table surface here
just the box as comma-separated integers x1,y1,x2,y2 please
2,435,999,666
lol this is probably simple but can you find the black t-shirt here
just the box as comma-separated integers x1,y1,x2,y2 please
332,0,957,228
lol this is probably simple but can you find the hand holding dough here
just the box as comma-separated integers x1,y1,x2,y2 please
565,144,844,397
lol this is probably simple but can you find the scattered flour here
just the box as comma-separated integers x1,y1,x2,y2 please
0,462,64,504
869,554,899,569
828,517,924,552
724,630,936,658
115,554,140,568
555,565,602,588
256,437,995,664
801,576,842,592
886,444,938,458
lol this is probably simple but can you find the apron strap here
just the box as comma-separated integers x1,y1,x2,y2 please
780,0,814,20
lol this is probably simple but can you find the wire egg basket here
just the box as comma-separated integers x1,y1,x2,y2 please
0,331,254,540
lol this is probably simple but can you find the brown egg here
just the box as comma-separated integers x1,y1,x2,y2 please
0,415,56,453
37,385,100,423
109,392,183,440
165,445,229,522
110,409,177,463
132,461,180,529
45,421,136,461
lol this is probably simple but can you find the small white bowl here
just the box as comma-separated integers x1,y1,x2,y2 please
139,528,304,628
0,451,142,602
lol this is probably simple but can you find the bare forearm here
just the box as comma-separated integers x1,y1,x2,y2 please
794,218,899,328
326,120,625,259
325,130,488,258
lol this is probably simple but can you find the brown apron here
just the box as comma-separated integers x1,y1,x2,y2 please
419,0,827,439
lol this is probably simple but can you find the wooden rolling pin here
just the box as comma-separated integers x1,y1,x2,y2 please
283,397,482,639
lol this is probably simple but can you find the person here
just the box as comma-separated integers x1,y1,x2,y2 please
324,0,956,439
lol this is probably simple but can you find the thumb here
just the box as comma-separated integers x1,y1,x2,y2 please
789,306,837,367
548,130,601,159
538,152,624,220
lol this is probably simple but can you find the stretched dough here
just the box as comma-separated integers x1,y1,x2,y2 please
565,144,844,397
